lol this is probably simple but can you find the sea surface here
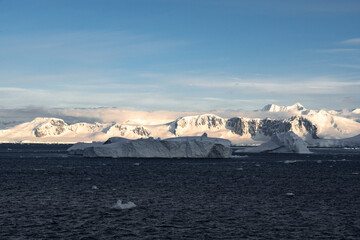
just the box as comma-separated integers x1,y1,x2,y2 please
0,144,359,239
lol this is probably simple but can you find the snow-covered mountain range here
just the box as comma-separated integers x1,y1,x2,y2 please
1,103,360,145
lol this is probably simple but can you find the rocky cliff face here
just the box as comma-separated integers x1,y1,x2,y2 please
32,118,151,139
288,116,318,139
106,124,151,137
170,114,226,135
169,114,318,139
33,119,67,137
225,116,318,138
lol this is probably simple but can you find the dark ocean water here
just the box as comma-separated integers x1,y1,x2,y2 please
0,144,359,239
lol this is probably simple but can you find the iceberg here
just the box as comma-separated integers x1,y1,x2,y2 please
236,132,311,154
67,141,103,155
309,134,360,148
68,134,232,158
112,200,136,210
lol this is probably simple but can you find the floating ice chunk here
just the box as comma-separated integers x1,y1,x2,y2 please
236,167,243,171
92,185,98,190
133,163,140,166
112,200,136,210
286,192,295,196
236,132,311,154
284,160,297,164
351,172,359,175
231,155,249,158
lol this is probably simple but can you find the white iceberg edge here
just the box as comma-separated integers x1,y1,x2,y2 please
112,200,136,210
236,131,312,154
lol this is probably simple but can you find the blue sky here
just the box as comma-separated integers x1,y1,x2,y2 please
0,0,360,111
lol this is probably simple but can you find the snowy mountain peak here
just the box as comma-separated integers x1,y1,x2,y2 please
32,117,65,124
261,103,306,113
261,104,284,112
33,118,68,137
352,108,360,114
289,102,305,110
170,114,226,136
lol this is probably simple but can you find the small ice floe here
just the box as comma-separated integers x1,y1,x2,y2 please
231,155,249,159
133,163,140,166
351,172,359,175
92,185,98,190
316,160,322,164
7,148,12,151
86,177,92,181
112,200,136,210
236,167,243,171
286,192,295,196
255,164,261,167
284,160,297,164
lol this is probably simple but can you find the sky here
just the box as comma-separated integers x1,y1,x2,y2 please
1,0,360,111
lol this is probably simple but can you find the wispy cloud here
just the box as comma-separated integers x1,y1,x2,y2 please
340,38,360,45
0,30,193,65
332,64,360,69
316,48,359,53
1,71,359,111
0,87,258,111
166,75,360,95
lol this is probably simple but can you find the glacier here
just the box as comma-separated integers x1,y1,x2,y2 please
68,134,232,158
